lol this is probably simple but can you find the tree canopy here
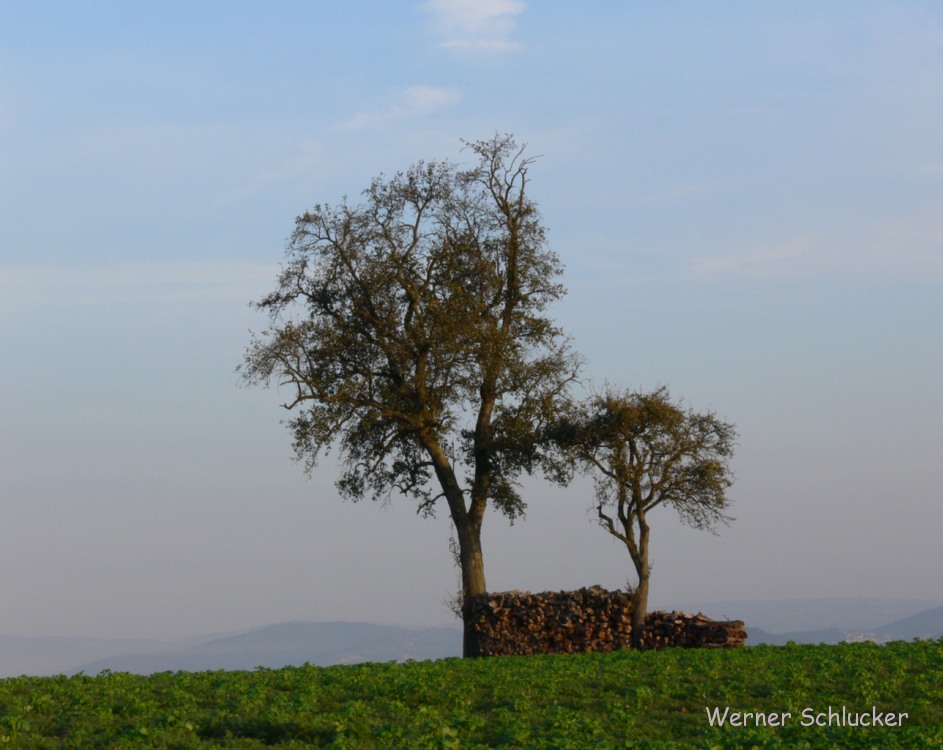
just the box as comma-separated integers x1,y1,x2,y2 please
242,135,739,655
240,135,580,655
560,386,737,646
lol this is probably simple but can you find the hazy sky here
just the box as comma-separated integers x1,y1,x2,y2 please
3,1,941,641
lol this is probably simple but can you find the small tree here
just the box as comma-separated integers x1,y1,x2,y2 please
240,135,579,656
563,387,736,648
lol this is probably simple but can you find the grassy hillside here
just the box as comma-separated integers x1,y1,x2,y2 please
1,640,941,748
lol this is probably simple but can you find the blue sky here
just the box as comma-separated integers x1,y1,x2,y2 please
2,1,941,640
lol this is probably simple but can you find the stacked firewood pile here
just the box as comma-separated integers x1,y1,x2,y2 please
639,610,747,650
468,586,746,657
469,586,634,656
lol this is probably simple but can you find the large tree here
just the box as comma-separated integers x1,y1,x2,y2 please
240,135,579,656
561,387,736,648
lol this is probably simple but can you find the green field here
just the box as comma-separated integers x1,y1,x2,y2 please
2,640,941,748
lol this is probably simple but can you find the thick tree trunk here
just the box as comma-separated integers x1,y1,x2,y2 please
455,519,487,657
426,436,488,657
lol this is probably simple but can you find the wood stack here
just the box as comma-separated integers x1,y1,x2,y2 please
469,586,633,656
640,611,747,650
469,587,746,657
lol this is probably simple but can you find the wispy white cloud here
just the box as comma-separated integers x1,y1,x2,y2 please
0,261,278,311
909,162,943,179
688,211,943,281
221,138,324,203
425,0,525,52
17,118,326,210
330,85,461,133
624,181,722,208
76,122,241,174
689,243,809,280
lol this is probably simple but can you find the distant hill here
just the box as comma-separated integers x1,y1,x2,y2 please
5,598,942,678
1,622,462,678
72,622,462,675
0,635,179,679
676,597,943,633
876,605,943,641
740,603,943,646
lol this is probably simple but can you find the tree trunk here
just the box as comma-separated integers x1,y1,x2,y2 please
630,564,650,650
455,519,487,657
629,523,651,650
425,437,489,657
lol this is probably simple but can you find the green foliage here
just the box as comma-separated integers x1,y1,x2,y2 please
565,386,737,539
2,640,942,748
555,386,738,641
239,134,579,521
239,136,582,643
